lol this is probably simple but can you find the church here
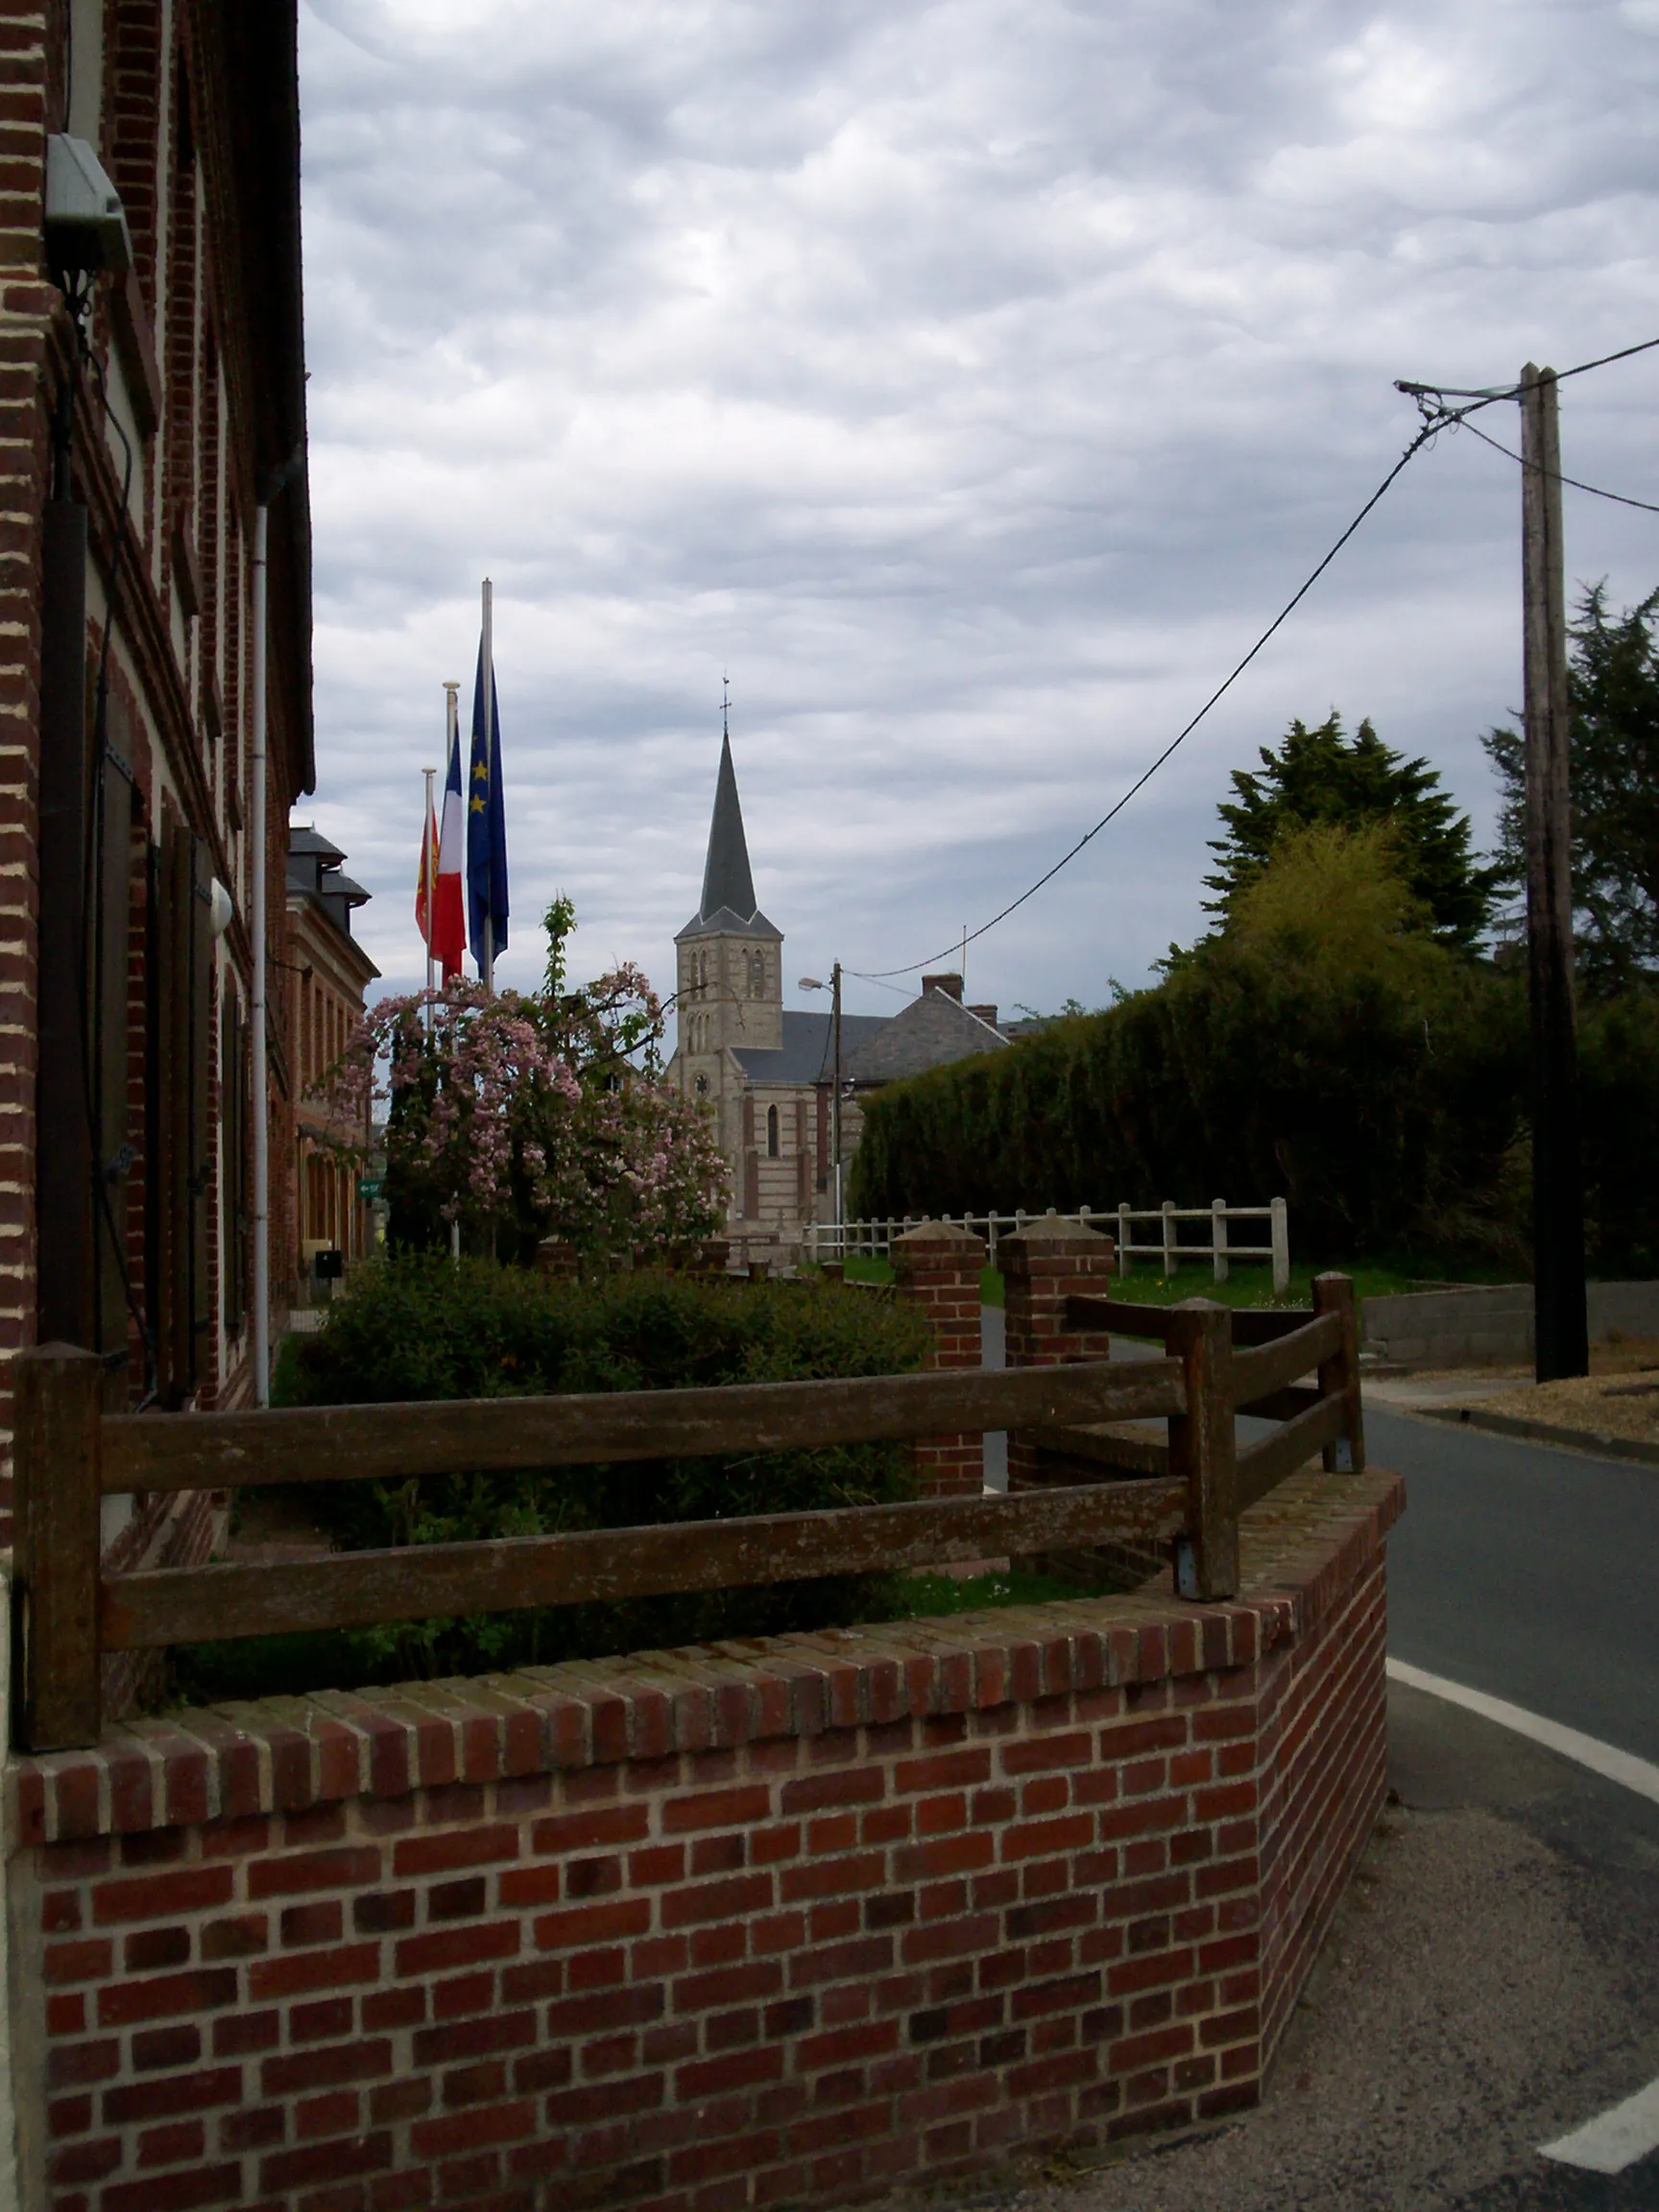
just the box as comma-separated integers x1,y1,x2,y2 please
667,725,1010,1261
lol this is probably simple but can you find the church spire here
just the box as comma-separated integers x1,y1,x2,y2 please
697,686,758,925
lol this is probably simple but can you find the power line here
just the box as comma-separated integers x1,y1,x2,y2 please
1456,415,1659,516
854,412,1448,980
855,332,1659,987
1398,333,1659,421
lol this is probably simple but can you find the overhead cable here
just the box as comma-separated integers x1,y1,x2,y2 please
854,332,1659,986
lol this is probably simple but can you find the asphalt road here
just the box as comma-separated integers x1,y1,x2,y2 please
1374,1407,1659,1768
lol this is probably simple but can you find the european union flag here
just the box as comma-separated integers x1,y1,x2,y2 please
467,642,509,971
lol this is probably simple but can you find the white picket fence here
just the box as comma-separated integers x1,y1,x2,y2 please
806,1198,1290,1293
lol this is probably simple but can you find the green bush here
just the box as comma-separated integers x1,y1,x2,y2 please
1581,989,1659,1276
851,939,1532,1264
177,1257,930,1703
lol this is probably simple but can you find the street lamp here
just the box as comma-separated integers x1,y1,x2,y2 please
797,963,844,1243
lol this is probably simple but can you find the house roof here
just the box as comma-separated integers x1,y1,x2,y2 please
732,1010,889,1085
842,989,1007,1083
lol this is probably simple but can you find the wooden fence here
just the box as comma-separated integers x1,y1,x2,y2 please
10,1276,1360,1753
809,1198,1290,1291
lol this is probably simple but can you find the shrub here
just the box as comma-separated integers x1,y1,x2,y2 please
852,943,1529,1262
177,1257,931,1703
1581,989,1659,1276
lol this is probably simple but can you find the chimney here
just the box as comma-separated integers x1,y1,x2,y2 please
967,1003,998,1029
921,973,963,1001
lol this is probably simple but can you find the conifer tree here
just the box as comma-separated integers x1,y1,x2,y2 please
1204,712,1495,950
1482,585,1659,994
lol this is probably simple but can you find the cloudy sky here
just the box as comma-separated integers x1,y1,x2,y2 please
297,0,1659,1029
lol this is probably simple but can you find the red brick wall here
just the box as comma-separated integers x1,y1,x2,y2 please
7,1469,1402,2212
891,1219,986,1499
1001,1214,1118,1501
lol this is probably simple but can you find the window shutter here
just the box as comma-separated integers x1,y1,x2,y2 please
152,819,215,1401
222,991,246,1334
187,831,214,1382
92,734,136,1370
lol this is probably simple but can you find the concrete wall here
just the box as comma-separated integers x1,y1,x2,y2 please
5,1472,1399,2212
1360,1281,1659,1368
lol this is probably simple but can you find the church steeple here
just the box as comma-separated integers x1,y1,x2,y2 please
675,690,783,1062
678,687,778,941
698,725,758,926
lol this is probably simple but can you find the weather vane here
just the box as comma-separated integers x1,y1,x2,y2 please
721,671,731,738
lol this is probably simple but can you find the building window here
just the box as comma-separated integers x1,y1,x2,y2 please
767,1104,780,1158
698,949,709,996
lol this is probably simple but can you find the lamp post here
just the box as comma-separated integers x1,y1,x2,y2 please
797,963,844,1246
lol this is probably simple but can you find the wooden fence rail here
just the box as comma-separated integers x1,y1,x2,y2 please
11,1275,1362,1753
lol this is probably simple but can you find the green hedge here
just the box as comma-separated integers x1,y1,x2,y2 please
176,1258,930,1703
850,948,1659,1275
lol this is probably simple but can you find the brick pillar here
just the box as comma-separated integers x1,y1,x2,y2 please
1001,1214,1117,1494
892,1218,987,1498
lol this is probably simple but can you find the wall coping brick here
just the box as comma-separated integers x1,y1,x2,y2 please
5,1471,1403,1850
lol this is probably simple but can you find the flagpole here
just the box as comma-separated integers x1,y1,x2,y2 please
421,761,438,1029
480,577,494,994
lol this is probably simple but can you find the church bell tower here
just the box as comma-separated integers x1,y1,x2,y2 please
675,709,783,1120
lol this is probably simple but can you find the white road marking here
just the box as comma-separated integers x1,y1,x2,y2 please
1384,1657,1659,1809
1539,2078,1659,2175
1386,1657,1659,2176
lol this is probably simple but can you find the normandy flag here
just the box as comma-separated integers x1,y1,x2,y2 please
429,707,467,982
414,787,439,949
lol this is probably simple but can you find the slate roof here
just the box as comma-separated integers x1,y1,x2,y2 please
732,1010,889,1085
842,990,1007,1083
676,731,780,942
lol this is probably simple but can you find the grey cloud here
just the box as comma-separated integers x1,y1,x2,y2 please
295,0,1659,1022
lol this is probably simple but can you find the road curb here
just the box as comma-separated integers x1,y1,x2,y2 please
1416,1402,1659,1469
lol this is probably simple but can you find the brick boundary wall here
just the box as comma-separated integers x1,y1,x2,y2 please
890,1221,987,1499
5,1468,1403,2212
1001,1215,1118,1499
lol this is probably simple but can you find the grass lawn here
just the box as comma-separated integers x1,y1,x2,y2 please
878,1567,1094,1618
834,1253,1523,1310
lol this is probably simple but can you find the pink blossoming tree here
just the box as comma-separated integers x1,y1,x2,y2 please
312,899,727,1262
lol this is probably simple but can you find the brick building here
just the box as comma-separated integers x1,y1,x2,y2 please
667,725,1009,1261
287,825,377,1288
0,0,312,1541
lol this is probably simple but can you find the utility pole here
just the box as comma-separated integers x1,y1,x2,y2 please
1520,363,1588,1382
831,960,843,1234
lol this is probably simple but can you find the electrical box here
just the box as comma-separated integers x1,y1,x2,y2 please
45,135,133,276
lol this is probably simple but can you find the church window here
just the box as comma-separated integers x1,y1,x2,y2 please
698,950,709,996
694,1073,709,1096
766,1104,780,1158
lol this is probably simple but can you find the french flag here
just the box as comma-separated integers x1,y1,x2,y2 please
429,709,467,982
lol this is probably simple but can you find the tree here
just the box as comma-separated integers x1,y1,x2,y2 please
1226,820,1449,994
312,900,728,1263
1482,584,1659,994
1205,712,1497,950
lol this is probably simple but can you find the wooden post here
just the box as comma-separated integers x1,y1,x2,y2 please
1162,1199,1178,1279
1311,1272,1364,1474
13,1344,104,1750
1118,1202,1131,1275
1520,363,1589,1382
1167,1301,1237,1601
1270,1196,1289,1295
1212,1197,1228,1284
